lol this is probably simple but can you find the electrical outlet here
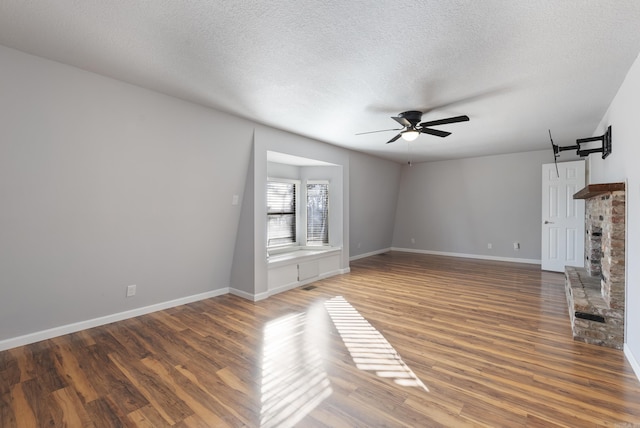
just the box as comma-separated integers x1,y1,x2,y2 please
411,238,415,244
487,243,492,249
513,242,520,250
126,284,136,297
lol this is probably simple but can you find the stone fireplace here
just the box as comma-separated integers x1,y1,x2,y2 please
565,182,625,349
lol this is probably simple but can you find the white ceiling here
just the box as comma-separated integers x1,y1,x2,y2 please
1,1,639,164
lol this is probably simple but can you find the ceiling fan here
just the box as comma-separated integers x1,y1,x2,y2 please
357,110,470,144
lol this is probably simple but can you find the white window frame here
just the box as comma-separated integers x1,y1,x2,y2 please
305,180,330,247
266,178,332,253
266,178,300,250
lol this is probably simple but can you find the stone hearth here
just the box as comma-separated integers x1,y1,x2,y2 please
565,183,625,349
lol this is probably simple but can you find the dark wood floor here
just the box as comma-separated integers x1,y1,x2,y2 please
2,252,640,427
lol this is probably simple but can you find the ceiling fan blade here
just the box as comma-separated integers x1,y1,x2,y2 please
419,115,470,127
392,116,412,127
355,128,403,135
386,133,402,144
420,127,451,138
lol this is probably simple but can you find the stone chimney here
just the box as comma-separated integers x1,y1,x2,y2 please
565,183,625,349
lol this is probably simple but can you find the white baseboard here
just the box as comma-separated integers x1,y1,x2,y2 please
624,344,640,382
0,288,229,352
229,287,269,302
265,280,301,298
1,265,355,350
391,247,541,265
350,248,391,261
231,268,351,301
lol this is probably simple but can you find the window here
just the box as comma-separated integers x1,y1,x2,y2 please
307,182,329,246
267,178,330,249
267,180,297,248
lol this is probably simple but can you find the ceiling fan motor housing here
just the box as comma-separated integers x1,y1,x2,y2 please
399,110,423,126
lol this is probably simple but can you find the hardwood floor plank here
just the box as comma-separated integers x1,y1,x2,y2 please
172,364,250,427
0,391,16,428
127,404,173,428
7,384,34,428
108,352,193,425
2,252,640,426
147,310,191,334
51,386,96,428
141,356,240,426
73,343,150,414
104,322,154,361
216,366,254,397
85,396,136,428
402,396,475,428
20,376,63,427
459,400,531,428
0,355,20,396
51,338,99,403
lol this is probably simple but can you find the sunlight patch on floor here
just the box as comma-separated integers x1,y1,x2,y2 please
324,295,429,392
260,310,332,428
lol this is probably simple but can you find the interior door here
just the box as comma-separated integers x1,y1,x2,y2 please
541,160,585,272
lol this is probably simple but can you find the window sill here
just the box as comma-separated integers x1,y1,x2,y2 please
267,246,341,266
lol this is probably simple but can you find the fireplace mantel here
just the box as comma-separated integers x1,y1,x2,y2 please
573,182,625,200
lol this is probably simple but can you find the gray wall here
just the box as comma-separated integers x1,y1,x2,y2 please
349,151,402,258
230,148,256,295
0,45,401,344
0,45,251,340
589,52,640,371
392,150,552,261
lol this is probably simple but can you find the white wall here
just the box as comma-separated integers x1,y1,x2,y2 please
267,162,300,179
0,45,401,346
349,151,402,258
392,150,552,262
588,52,640,375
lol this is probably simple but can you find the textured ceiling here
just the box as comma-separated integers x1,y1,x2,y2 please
1,1,640,163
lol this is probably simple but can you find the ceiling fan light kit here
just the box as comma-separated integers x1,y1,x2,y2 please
401,130,420,141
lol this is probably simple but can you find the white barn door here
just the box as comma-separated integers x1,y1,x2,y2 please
541,160,585,272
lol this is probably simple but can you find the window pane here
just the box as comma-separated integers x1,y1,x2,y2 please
307,183,328,245
267,181,295,214
267,214,296,247
267,181,296,247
